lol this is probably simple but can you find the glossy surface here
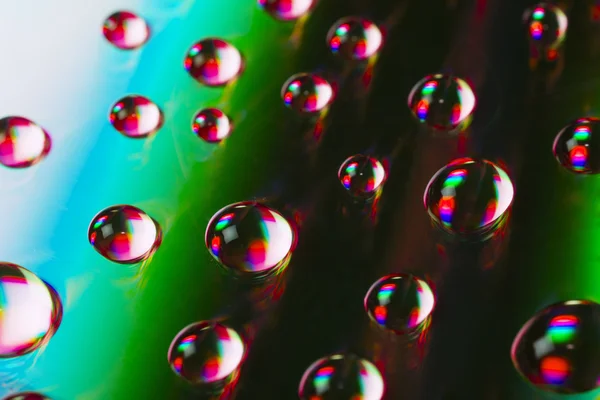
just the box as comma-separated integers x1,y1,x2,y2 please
184,38,243,87
553,118,600,174
192,108,233,143
102,11,150,50
2,394,50,400
338,154,386,199
281,73,334,113
327,17,383,60
511,300,600,394
257,0,315,21
0,116,51,169
109,95,163,138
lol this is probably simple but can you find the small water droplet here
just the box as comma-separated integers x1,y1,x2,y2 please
511,300,600,394
553,118,600,174
0,117,51,169
102,11,150,50
408,74,476,131
192,108,233,143
205,202,294,278
424,158,514,238
257,0,315,21
88,205,162,264
2,393,50,400
338,155,386,200
523,3,568,49
281,73,333,113
298,354,384,400
0,263,62,358
327,17,383,60
168,321,245,385
364,274,435,335
184,39,243,87
109,95,163,138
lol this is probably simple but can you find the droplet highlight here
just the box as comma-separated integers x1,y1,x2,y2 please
327,17,383,60
168,321,245,385
0,262,62,358
109,95,163,138
192,108,233,143
424,158,514,238
553,118,600,174
88,205,162,264
511,300,600,394
298,354,384,400
281,73,333,113
184,39,243,87
205,202,294,277
3,393,50,400
408,74,476,131
258,0,315,21
338,154,386,200
364,274,435,335
102,11,150,50
0,116,51,169
524,3,568,50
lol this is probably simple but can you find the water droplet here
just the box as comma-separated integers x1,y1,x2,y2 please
338,155,386,200
327,17,383,60
257,0,315,21
364,274,435,335
168,321,245,385
523,3,568,49
184,39,243,87
192,108,233,143
298,354,384,400
0,117,51,169
109,95,163,138
102,11,150,50
3,393,50,400
408,74,476,131
511,300,600,394
281,73,334,113
88,205,162,264
424,158,514,238
552,118,600,174
205,202,294,278
0,263,62,358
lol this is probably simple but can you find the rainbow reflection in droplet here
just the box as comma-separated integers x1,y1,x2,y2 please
102,11,150,50
424,158,514,237
364,274,435,335
338,154,386,199
523,3,568,49
408,74,476,131
192,108,232,143
257,0,315,21
168,321,245,385
88,205,162,264
109,95,163,138
511,300,600,394
0,116,51,169
205,202,294,277
298,354,384,400
281,73,333,113
2,393,51,400
184,39,243,87
0,263,62,358
553,118,600,174
327,17,383,60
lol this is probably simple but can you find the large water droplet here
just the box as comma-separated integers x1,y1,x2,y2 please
3,393,50,400
281,73,334,113
338,155,386,200
192,108,233,143
364,274,435,335
257,0,315,21
184,39,243,87
0,263,62,358
205,202,294,277
0,116,51,169
102,11,150,50
168,321,245,385
511,300,600,394
523,3,568,49
424,158,514,238
88,205,162,264
109,95,163,138
408,74,476,131
553,118,600,174
298,354,384,400
327,17,383,61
